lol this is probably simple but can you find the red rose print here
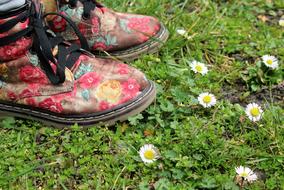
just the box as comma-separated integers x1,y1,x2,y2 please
0,37,32,61
26,98,37,106
122,78,140,98
19,84,40,99
19,65,49,84
91,17,100,34
138,34,150,43
99,101,110,111
78,72,101,89
38,98,63,113
93,42,108,50
51,12,67,32
118,95,132,104
153,24,160,33
19,89,35,99
100,7,107,13
117,64,129,75
127,17,151,34
7,91,17,101
78,22,87,35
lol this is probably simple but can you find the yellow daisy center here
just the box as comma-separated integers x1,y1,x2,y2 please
144,150,155,160
195,65,203,73
266,59,273,65
203,95,212,104
250,107,260,117
240,172,249,177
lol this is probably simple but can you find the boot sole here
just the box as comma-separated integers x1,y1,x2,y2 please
94,23,169,61
0,81,156,128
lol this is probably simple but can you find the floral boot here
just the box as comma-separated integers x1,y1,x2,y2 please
41,0,169,61
0,0,156,128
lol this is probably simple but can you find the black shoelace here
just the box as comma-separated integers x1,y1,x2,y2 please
68,0,103,19
0,1,90,85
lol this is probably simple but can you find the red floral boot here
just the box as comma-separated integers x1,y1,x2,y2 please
41,0,169,61
0,1,156,128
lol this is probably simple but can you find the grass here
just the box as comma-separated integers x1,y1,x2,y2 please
0,0,284,189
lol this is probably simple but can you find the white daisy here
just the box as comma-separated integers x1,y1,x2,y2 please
198,92,217,108
190,61,208,75
235,166,258,183
177,28,197,40
262,55,279,69
247,173,258,182
139,144,160,164
176,28,187,36
279,16,284,27
245,103,263,122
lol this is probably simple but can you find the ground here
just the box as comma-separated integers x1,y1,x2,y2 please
0,0,283,189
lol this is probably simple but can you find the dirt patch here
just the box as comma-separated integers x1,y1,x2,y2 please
222,80,284,106
256,9,284,26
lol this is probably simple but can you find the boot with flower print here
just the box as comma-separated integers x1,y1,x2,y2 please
0,0,156,128
40,0,169,61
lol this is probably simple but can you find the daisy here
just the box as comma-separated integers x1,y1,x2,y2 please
198,92,217,108
176,28,187,36
190,61,208,75
139,144,160,164
279,16,284,27
245,103,263,122
261,55,279,69
235,166,258,183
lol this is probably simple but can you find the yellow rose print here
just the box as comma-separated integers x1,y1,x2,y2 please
95,80,122,104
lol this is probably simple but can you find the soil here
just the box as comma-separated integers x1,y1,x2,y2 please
222,80,284,107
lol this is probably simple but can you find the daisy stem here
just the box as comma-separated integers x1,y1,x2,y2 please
111,166,126,190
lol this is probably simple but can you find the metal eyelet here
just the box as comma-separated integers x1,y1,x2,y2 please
82,14,90,20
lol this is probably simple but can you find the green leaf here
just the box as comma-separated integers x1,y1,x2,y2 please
160,100,175,112
199,176,218,189
128,114,144,125
0,117,16,129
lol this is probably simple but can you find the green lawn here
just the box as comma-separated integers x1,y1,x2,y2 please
0,0,283,189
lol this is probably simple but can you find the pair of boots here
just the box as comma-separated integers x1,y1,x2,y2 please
0,0,169,127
